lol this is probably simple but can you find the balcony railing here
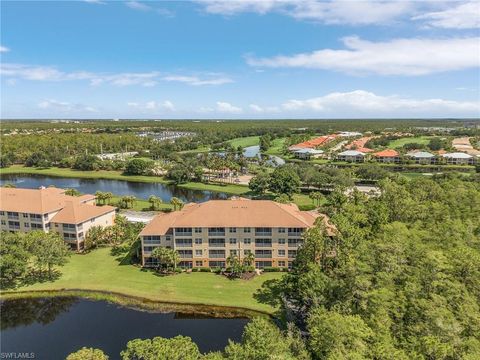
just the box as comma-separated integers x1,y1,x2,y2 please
208,231,225,237
255,254,272,259
179,254,193,259
255,232,272,236
254,243,272,247
209,254,226,259
175,232,192,237
175,243,193,247
7,215,19,220
208,241,225,247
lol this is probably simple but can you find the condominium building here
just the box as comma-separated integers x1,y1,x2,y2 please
140,198,335,269
0,187,116,250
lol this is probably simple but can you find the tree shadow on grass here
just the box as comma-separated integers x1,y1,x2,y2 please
110,247,133,266
253,278,284,308
19,269,62,287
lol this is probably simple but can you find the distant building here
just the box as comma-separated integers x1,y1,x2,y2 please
372,149,401,163
293,148,324,160
407,151,437,164
288,134,338,151
140,198,336,269
338,131,362,137
442,152,475,165
0,187,116,251
337,150,367,163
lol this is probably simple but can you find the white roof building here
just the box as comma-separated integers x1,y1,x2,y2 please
294,148,324,155
338,150,366,157
442,152,473,159
407,151,435,158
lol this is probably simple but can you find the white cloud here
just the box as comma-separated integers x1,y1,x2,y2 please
249,104,264,112
125,1,174,16
280,90,479,116
84,0,106,4
412,1,480,29
0,45,10,53
163,75,233,86
216,101,243,113
127,100,175,111
198,0,416,25
247,36,480,76
38,99,98,113
249,103,279,113
1,63,231,87
125,1,151,11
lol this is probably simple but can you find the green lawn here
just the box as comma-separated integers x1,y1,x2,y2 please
3,248,283,314
0,165,171,184
264,138,287,155
110,195,174,211
388,136,433,149
227,136,260,148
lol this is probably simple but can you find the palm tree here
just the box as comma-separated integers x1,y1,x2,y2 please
84,225,105,250
170,197,184,211
309,192,324,207
95,191,105,205
243,251,255,268
104,192,113,205
148,195,162,210
151,247,180,272
65,188,81,196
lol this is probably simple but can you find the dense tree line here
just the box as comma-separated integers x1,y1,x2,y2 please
269,174,480,359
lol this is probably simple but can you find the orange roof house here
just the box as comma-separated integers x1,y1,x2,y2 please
373,149,399,157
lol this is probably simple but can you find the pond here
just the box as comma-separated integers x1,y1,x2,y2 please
243,145,285,166
0,297,249,359
0,175,230,203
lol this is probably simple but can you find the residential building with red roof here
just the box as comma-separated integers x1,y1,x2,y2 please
140,198,336,269
0,187,116,251
372,149,401,163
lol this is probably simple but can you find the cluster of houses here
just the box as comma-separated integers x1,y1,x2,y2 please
288,133,478,165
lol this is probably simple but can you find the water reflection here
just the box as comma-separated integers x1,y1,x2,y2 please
0,297,249,359
0,175,229,203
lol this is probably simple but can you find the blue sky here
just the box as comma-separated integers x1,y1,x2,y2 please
1,0,479,119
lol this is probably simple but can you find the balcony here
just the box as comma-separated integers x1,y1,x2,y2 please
175,242,193,247
208,240,225,247
208,231,225,237
254,242,272,248
175,232,192,237
255,232,272,237
7,215,19,221
255,254,272,259
179,253,193,259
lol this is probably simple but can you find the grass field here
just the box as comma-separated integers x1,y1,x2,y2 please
110,195,174,211
264,138,287,155
2,248,282,313
388,136,433,149
227,136,260,148
0,166,250,195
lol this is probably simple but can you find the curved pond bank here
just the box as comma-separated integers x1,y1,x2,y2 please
0,294,251,359
0,174,232,203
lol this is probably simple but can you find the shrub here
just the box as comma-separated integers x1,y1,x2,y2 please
199,267,211,272
244,266,255,272
211,267,222,274
263,266,281,272
298,204,316,211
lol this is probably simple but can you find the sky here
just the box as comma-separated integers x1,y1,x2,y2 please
1,0,479,119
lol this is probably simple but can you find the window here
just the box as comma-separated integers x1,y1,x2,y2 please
255,227,272,236
278,261,286,267
288,238,302,247
278,227,286,233
255,261,272,269
229,227,237,233
195,238,202,245
209,261,225,268
243,238,251,245
31,223,43,229
194,227,202,233
208,227,225,236
0,211,4,215
278,238,286,245
1,220,5,225
288,228,302,236
175,238,193,247
78,232,83,238
143,246,154,253
165,236,172,241
229,238,237,244
63,224,76,231
23,213,29,218
24,223,30,227
175,227,192,235
178,250,193,258
243,227,251,233
278,249,285,257
255,249,272,258
288,250,297,258
195,261,203,267
195,249,203,256
143,236,161,245
244,250,252,256
230,249,237,256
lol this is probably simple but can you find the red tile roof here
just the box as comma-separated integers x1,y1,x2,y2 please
373,149,399,157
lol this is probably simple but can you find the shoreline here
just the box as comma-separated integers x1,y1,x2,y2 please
0,289,270,318
0,165,250,195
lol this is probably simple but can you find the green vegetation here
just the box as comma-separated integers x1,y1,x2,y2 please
387,136,433,149
2,248,283,313
66,317,308,360
264,137,287,155
227,135,259,148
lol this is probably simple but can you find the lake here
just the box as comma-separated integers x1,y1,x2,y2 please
0,297,249,359
0,175,230,203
